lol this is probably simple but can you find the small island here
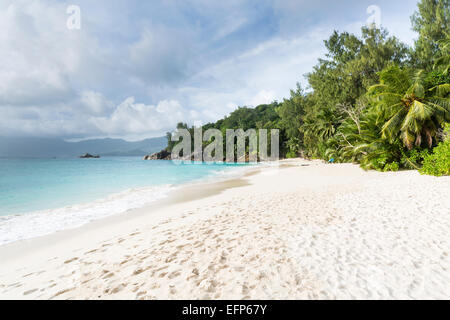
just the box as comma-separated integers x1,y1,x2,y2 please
79,153,100,159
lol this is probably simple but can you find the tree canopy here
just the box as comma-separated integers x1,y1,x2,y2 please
164,0,450,174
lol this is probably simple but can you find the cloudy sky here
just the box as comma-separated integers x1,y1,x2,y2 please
0,0,419,140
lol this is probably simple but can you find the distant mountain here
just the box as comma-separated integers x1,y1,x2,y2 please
0,136,167,158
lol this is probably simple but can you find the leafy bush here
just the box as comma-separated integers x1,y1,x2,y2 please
384,162,400,172
400,147,431,169
420,141,450,176
359,139,404,171
286,151,298,159
440,123,450,142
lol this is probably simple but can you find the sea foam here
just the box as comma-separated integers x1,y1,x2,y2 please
0,185,172,245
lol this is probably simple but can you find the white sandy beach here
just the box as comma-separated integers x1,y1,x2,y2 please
0,159,449,300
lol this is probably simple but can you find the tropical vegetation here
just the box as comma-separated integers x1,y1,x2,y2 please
165,0,449,175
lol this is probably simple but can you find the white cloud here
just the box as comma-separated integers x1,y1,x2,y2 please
249,90,277,107
0,1,73,105
213,16,247,40
128,27,195,85
80,91,113,115
90,98,189,136
185,29,328,112
0,0,420,139
0,104,98,137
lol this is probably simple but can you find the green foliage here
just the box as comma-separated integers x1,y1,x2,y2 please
384,162,400,172
308,2,449,172
166,122,189,152
163,1,450,173
285,150,298,159
400,147,431,169
359,139,404,171
420,139,450,176
276,84,306,156
420,123,450,176
302,27,408,159
433,33,450,73
442,122,450,140
424,68,450,88
368,65,450,150
411,0,450,69
166,103,285,160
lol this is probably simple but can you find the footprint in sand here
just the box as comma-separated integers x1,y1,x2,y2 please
50,288,75,299
7,282,21,287
84,249,98,255
23,288,38,296
168,271,181,279
64,257,79,264
102,272,115,279
111,283,126,294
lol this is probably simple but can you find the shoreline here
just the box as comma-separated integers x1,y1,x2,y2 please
1,159,449,299
0,161,261,247
0,160,272,262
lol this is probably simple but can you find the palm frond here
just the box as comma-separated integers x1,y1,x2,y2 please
429,83,450,97
381,108,407,141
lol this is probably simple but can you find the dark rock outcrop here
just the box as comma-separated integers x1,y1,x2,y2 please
143,150,267,162
143,149,171,160
79,153,100,158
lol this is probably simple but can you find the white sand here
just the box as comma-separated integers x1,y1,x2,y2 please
0,159,449,300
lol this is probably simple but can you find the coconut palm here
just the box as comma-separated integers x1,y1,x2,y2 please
369,65,450,149
434,32,450,74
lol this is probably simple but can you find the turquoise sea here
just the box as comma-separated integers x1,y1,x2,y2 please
0,157,250,245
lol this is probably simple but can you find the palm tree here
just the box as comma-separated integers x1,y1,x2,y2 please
369,65,450,149
325,111,403,170
301,107,341,158
434,33,450,74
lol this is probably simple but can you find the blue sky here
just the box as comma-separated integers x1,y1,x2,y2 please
0,0,419,140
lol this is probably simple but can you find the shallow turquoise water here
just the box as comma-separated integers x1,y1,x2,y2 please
0,157,248,216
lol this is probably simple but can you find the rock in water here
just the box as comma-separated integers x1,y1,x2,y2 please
79,153,100,158
143,150,171,160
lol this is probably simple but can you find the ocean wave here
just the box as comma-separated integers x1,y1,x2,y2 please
0,163,260,246
211,164,258,177
0,185,173,246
